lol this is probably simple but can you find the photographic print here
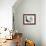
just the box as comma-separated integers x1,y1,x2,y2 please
23,14,36,25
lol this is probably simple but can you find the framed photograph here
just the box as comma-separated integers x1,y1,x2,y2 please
23,14,36,25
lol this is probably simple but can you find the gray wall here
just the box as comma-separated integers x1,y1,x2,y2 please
41,0,46,46
13,0,41,46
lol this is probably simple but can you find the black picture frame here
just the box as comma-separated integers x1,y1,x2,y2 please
23,14,36,25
